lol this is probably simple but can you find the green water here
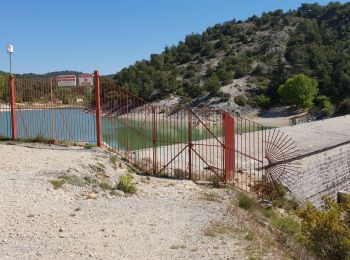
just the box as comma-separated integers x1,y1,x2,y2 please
0,108,97,143
104,116,223,150
0,108,266,151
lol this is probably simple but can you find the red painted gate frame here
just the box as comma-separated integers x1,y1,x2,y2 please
224,112,235,183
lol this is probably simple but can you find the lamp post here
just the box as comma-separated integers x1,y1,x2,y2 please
6,44,13,75
7,44,16,139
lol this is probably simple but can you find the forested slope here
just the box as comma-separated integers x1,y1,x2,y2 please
114,2,350,115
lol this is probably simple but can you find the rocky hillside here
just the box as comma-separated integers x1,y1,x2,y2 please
113,2,350,115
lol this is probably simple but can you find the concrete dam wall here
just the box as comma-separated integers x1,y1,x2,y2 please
279,115,350,207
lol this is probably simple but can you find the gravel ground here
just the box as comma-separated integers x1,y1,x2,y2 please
0,142,257,260
0,73,315,259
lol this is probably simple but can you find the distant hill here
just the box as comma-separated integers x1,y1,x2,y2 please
17,70,84,77
113,2,350,115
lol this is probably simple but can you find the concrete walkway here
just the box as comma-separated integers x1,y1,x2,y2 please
279,115,350,156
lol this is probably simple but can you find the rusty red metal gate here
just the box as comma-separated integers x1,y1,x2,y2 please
99,80,277,197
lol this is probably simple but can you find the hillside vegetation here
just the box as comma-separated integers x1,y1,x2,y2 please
114,2,350,115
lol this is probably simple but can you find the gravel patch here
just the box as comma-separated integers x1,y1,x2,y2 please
0,142,249,259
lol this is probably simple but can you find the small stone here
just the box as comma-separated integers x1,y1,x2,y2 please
259,199,272,208
86,193,98,200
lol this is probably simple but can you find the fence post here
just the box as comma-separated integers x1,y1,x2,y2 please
152,106,157,174
188,109,192,180
94,70,102,147
223,112,235,183
9,75,16,139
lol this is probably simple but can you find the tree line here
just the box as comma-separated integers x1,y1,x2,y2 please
113,2,350,116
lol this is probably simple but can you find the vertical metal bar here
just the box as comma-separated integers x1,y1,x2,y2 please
223,112,235,183
188,109,192,180
9,75,16,139
94,70,102,147
232,115,235,181
152,106,157,175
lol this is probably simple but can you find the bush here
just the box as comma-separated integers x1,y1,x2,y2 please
278,74,318,108
237,192,256,210
216,69,234,85
50,179,66,189
84,143,94,149
252,64,266,76
217,91,231,102
117,173,137,194
256,94,271,108
315,95,335,117
183,70,196,79
183,82,204,98
234,95,247,106
271,216,300,235
337,98,350,115
205,74,221,96
298,197,350,259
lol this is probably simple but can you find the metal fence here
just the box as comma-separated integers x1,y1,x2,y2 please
99,80,275,197
0,72,298,198
0,74,97,143
0,76,11,138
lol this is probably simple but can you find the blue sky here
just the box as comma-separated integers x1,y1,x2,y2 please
0,0,347,75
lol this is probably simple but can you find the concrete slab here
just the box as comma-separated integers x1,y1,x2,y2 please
279,115,350,155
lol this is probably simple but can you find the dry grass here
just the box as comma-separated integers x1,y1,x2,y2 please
203,222,241,237
170,244,186,250
201,191,222,202
226,190,314,260
50,179,66,189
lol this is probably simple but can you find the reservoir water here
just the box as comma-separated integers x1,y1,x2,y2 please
0,108,223,151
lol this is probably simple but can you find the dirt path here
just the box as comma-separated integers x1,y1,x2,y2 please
246,107,307,127
0,142,288,259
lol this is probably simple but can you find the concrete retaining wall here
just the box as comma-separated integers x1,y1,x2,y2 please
281,143,350,207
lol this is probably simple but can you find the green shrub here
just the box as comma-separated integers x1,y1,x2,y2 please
50,179,66,189
234,95,247,106
298,197,350,259
262,208,276,218
252,64,266,76
315,95,335,117
337,98,350,115
98,181,115,190
216,68,234,85
110,155,117,167
256,94,271,108
183,70,196,79
217,91,231,102
205,73,221,96
271,216,300,235
179,96,193,105
23,134,51,144
278,74,318,108
183,83,204,98
245,232,255,241
117,173,137,194
84,143,94,149
237,192,256,210
60,174,88,187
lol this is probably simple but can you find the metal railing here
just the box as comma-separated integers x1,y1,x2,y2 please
0,72,299,198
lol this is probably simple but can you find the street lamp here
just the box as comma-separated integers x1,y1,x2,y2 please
6,44,14,75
